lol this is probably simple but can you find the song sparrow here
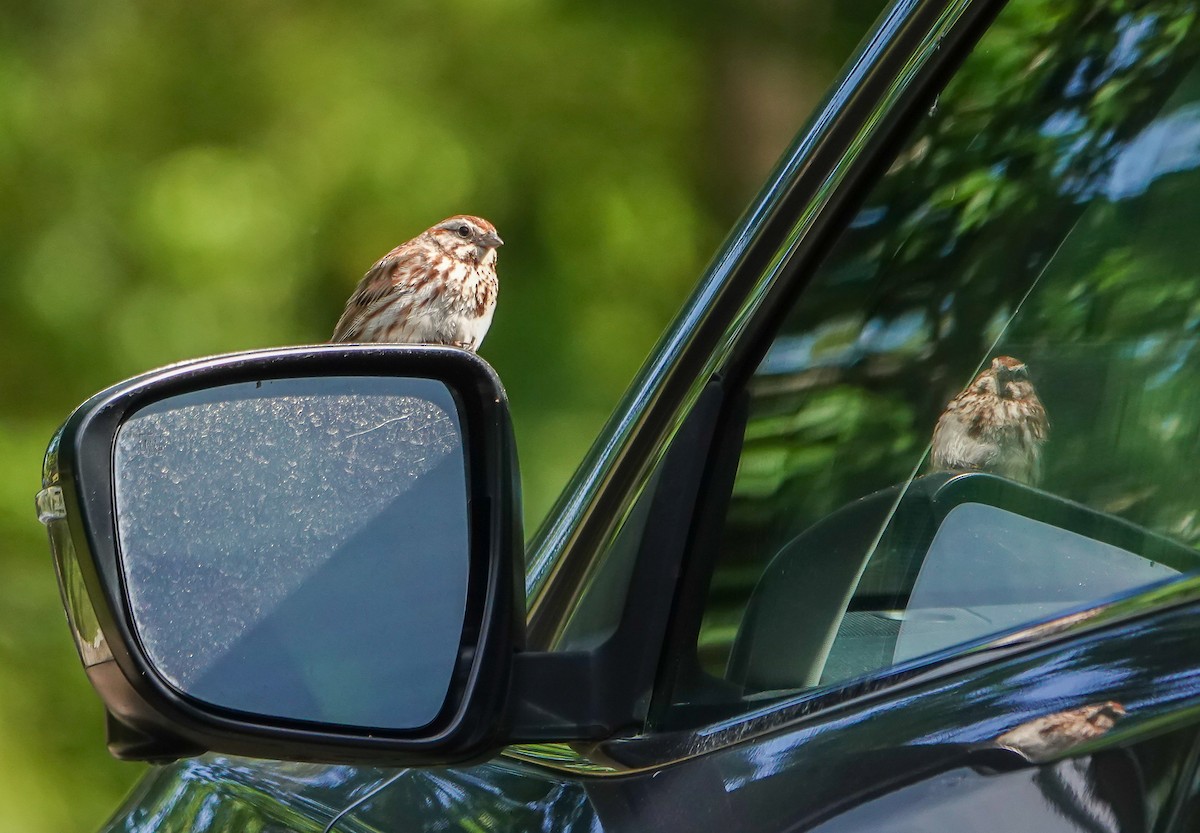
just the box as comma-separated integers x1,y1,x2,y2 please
332,215,503,350
931,355,1048,485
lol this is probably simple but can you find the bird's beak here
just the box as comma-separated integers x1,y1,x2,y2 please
480,232,504,248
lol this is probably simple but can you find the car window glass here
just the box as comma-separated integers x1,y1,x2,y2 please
663,0,1200,724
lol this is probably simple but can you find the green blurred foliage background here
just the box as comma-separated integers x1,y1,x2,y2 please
0,0,886,829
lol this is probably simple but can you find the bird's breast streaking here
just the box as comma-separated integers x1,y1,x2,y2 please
332,214,502,351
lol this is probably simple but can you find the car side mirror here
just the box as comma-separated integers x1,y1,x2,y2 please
37,346,522,765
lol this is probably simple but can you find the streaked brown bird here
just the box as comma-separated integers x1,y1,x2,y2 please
931,355,1049,485
332,215,502,350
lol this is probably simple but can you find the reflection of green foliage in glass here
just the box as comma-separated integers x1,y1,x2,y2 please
736,386,916,517
0,1,889,829
707,0,1200,672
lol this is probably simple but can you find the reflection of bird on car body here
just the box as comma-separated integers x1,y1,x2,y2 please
931,355,1048,485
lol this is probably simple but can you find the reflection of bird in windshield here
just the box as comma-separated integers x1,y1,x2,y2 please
931,356,1048,485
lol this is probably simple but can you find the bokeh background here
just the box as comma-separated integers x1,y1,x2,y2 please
0,1,888,829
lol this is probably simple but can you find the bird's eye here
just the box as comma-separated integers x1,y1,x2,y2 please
456,225,471,238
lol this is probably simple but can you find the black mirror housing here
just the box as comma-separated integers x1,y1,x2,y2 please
37,345,523,765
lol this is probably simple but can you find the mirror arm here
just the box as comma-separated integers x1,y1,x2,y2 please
104,711,205,763
505,383,730,745
507,651,626,741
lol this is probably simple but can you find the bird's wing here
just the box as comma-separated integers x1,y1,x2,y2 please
1029,399,1050,440
331,248,420,342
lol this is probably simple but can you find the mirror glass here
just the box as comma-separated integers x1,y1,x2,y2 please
113,376,470,731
